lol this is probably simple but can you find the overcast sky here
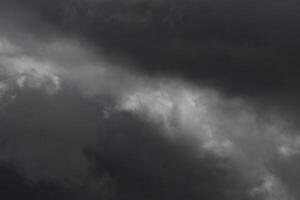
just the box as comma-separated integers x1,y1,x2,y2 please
1,0,300,199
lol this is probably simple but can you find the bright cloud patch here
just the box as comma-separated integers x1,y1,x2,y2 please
118,80,299,200
0,38,61,98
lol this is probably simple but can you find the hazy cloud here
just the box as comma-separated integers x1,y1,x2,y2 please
1,1,300,200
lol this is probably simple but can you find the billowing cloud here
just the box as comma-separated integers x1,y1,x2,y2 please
0,33,298,200
1,1,300,200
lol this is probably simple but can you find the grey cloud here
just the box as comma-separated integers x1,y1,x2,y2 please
0,32,259,199
6,0,300,99
1,2,300,200
0,36,296,199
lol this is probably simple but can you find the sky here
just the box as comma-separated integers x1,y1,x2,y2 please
0,0,300,199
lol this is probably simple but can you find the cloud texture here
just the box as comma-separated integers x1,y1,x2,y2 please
1,1,300,200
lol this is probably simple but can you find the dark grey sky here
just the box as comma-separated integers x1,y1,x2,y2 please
0,0,300,200
8,0,300,95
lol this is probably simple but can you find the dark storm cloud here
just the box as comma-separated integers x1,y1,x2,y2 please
5,0,300,97
95,109,257,200
0,85,258,200
1,1,300,200
0,32,272,200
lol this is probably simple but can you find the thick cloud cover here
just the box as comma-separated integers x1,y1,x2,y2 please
4,0,300,96
1,1,300,200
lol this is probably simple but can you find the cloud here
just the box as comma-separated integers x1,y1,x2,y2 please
0,36,294,200
251,174,294,200
1,4,300,199
8,0,300,100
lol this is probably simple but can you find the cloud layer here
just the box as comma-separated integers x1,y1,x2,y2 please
1,1,300,200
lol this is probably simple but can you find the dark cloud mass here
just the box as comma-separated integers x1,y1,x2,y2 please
0,86,256,200
1,0,300,200
7,0,300,96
